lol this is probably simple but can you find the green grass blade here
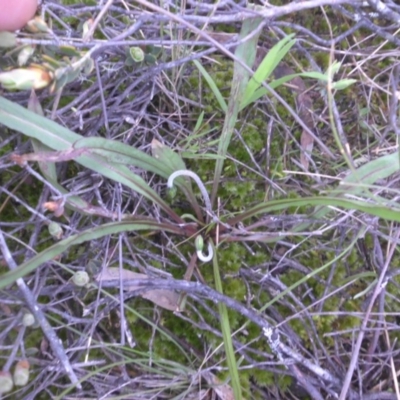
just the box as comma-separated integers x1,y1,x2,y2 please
193,111,205,132
211,16,263,205
240,71,306,109
228,196,400,226
193,59,227,112
294,152,400,231
212,243,242,400
0,220,182,289
181,152,224,160
240,69,355,110
229,152,400,235
241,34,295,109
260,230,364,311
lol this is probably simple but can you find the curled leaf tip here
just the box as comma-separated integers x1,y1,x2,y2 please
197,241,213,263
167,170,212,214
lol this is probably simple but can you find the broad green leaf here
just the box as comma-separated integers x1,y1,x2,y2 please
0,96,82,148
326,60,342,77
27,93,111,217
151,139,193,191
28,91,58,183
75,137,170,178
0,97,180,220
336,152,400,193
0,220,183,290
151,139,189,179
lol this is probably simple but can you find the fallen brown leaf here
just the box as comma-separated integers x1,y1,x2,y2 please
95,267,181,311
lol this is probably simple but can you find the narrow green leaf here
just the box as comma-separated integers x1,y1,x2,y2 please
181,152,224,160
331,79,357,90
28,91,58,183
193,59,227,112
228,196,400,226
211,16,263,205
0,220,182,290
193,111,205,132
241,34,295,108
212,244,242,400
240,72,300,110
240,70,355,110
